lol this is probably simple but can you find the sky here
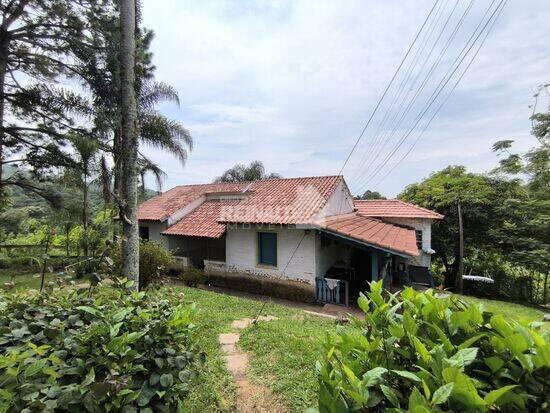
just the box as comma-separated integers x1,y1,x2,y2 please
141,0,550,197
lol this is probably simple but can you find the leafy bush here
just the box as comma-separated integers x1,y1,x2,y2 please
112,241,173,289
0,281,200,412
179,268,206,287
316,281,549,412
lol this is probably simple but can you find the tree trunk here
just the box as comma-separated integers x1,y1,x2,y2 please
119,0,139,289
82,172,89,256
455,201,464,294
0,38,8,192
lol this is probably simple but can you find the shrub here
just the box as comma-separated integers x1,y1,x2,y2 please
179,268,206,287
112,241,173,289
0,281,200,411
316,281,549,412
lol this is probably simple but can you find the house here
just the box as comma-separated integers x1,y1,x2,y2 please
137,176,443,305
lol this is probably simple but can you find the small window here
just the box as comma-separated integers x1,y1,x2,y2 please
415,230,422,249
139,226,150,241
258,232,277,266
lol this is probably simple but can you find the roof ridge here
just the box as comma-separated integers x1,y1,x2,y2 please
170,175,343,189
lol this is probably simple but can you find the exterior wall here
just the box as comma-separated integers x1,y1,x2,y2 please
317,181,355,219
380,217,433,267
226,224,316,284
138,221,169,249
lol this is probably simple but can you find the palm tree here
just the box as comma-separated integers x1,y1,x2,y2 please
119,0,139,286
215,160,281,183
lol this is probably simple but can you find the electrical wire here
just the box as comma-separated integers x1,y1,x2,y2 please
337,0,440,176
355,0,505,191
372,0,507,188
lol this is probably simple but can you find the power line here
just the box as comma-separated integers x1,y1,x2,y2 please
372,0,507,188
349,0,462,186
351,0,477,190
337,0,440,176
348,0,454,185
356,0,505,191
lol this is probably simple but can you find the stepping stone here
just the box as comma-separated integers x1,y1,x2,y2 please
256,315,278,322
219,333,240,345
221,343,237,354
231,318,253,329
225,353,248,379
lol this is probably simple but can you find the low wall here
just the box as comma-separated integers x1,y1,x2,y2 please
204,268,316,304
172,256,191,270
204,259,226,276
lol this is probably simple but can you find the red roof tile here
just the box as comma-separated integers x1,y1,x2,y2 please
315,213,419,256
218,176,343,224
138,176,344,224
354,199,443,220
137,182,247,221
162,200,238,238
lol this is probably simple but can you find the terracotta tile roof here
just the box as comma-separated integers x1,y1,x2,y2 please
162,200,239,238
354,199,443,220
138,175,344,224
315,213,419,257
218,176,344,224
137,182,247,221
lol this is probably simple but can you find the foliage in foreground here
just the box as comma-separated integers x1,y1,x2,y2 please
317,281,550,412
0,280,200,412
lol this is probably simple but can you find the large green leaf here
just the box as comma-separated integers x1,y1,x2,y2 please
380,384,399,407
431,383,454,405
484,385,517,406
392,370,422,383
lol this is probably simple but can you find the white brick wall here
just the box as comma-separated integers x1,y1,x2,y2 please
380,217,433,267
138,221,169,249
226,224,316,284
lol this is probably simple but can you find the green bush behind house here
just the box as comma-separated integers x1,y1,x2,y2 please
0,281,200,412
316,281,549,412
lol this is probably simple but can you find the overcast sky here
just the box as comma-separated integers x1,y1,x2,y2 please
141,0,550,197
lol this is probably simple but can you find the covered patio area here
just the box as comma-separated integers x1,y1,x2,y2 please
313,213,421,306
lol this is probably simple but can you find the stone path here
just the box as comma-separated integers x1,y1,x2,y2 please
218,315,282,412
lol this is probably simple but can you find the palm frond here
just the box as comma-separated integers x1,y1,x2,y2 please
139,111,192,165
138,155,167,191
139,81,180,110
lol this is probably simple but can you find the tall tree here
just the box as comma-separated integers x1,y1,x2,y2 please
489,86,550,302
399,166,522,288
119,0,139,286
0,0,93,204
71,6,192,200
214,160,281,183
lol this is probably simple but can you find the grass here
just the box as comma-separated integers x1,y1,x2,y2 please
458,294,548,326
0,269,56,290
155,285,334,413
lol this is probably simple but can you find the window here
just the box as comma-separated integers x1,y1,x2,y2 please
139,226,150,241
415,230,422,249
258,232,277,266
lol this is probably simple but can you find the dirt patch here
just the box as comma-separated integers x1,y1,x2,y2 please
219,315,284,413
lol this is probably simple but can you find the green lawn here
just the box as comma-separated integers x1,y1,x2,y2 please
458,294,547,326
0,269,56,290
156,285,334,413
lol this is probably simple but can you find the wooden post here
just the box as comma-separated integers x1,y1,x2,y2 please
455,201,464,294
371,250,379,282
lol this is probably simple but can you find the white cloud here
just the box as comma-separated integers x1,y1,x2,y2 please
141,0,550,197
